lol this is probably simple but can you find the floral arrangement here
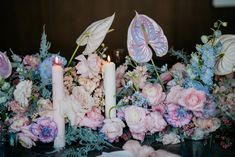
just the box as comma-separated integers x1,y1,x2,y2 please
0,13,235,157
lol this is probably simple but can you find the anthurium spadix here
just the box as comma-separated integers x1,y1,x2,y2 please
0,51,12,79
76,13,115,55
127,12,168,63
67,14,115,66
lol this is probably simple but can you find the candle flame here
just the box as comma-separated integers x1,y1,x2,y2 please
107,55,111,62
55,56,59,64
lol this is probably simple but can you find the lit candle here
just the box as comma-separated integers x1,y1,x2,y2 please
52,56,65,148
103,56,116,118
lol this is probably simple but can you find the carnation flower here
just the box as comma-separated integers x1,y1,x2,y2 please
146,112,167,133
124,106,147,139
162,133,180,145
30,117,57,143
164,103,192,127
79,107,104,130
23,55,40,69
142,83,165,106
8,100,27,115
101,118,125,142
13,80,32,107
178,88,206,111
75,54,102,78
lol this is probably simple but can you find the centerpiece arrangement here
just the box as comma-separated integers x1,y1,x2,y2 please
0,12,235,157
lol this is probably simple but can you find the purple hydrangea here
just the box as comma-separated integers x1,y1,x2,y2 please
164,103,192,127
30,117,58,143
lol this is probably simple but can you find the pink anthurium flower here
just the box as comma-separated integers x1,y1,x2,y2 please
0,51,12,78
127,12,168,63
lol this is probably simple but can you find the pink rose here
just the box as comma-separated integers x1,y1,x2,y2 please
75,54,102,78
166,85,184,104
116,65,127,88
142,83,166,105
124,106,147,134
146,112,167,133
101,118,125,142
79,107,104,130
178,88,206,111
160,71,172,83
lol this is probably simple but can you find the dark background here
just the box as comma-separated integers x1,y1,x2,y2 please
0,0,235,60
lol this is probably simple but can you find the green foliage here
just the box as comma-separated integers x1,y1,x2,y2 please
40,25,51,60
63,125,112,157
0,77,14,120
169,48,189,64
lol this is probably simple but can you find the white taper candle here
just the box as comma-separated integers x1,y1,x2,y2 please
104,56,116,119
52,57,65,148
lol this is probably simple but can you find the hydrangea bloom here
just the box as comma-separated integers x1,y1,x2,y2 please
183,79,209,94
39,55,67,84
131,91,148,107
164,103,192,127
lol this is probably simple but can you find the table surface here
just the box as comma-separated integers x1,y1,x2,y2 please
1,141,235,157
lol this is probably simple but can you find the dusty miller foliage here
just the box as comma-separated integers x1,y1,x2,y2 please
169,48,189,64
62,125,112,157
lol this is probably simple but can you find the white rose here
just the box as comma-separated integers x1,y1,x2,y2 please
101,118,125,142
14,80,32,107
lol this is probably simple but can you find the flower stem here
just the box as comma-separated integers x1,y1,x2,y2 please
109,104,126,119
67,33,89,67
150,58,165,91
67,44,80,67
